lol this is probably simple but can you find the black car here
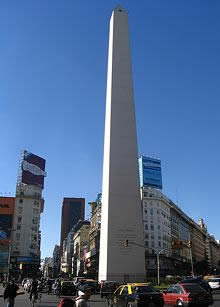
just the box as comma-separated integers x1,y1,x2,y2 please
61,281,76,296
100,281,120,298
179,278,212,293
106,283,164,307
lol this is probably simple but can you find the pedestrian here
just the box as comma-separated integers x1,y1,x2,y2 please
75,285,92,307
3,280,19,307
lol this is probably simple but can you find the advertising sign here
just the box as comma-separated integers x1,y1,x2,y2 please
0,197,15,244
0,245,9,272
20,150,47,189
0,215,13,244
138,156,162,189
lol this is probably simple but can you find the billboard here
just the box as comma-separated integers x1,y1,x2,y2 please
0,197,15,244
0,245,9,272
19,150,47,189
138,156,162,189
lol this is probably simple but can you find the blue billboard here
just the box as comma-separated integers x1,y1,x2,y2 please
138,156,162,189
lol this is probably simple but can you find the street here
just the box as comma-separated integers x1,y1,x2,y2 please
0,288,220,307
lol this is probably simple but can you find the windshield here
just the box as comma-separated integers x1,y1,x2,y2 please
131,286,155,293
209,279,220,283
183,285,207,293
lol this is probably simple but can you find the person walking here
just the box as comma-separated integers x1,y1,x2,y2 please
3,280,19,307
75,285,92,307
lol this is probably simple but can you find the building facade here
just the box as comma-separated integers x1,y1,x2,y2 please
0,197,15,276
141,187,220,276
10,150,46,278
72,221,90,277
85,199,101,278
11,184,44,277
60,198,85,256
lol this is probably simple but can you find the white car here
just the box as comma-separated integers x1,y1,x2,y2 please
24,279,32,291
208,278,220,289
22,278,27,287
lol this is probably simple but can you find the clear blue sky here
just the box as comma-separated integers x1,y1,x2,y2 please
1,1,220,258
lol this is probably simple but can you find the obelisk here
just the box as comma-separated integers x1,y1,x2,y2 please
99,6,146,282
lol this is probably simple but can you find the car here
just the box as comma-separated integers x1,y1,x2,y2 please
21,278,28,287
208,278,220,290
61,281,76,296
24,279,32,292
179,278,212,293
100,281,120,298
81,280,99,294
106,283,164,307
163,283,213,306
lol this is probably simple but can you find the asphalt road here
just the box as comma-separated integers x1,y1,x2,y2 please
0,287,220,307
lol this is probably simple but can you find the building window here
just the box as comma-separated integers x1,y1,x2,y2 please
151,241,155,247
158,225,160,230
144,209,148,215
18,207,23,214
19,199,23,204
145,241,149,247
17,225,21,230
158,241,161,247
151,234,154,239
32,235,37,241
145,233,149,239
157,209,160,214
150,225,154,231
17,216,22,223
32,218,38,225
33,209,39,214
34,201,39,207
16,233,20,240
150,209,153,215
20,191,24,195
145,224,148,231
32,226,38,232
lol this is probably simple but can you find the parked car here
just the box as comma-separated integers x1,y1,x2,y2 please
100,281,120,298
163,283,213,306
61,281,76,296
179,278,212,293
106,283,164,307
208,278,220,290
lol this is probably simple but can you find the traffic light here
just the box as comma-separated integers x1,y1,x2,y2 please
171,240,184,249
124,239,128,247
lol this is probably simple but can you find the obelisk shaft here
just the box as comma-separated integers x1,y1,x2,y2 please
99,6,146,282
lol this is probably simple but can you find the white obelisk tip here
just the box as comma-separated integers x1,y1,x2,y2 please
113,5,127,14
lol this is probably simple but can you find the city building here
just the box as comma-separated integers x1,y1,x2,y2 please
60,198,85,256
85,196,101,278
11,150,46,278
42,257,53,277
0,197,15,276
72,220,90,277
141,186,220,276
60,228,75,274
52,245,60,277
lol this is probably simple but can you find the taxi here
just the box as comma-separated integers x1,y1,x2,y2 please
106,282,164,307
